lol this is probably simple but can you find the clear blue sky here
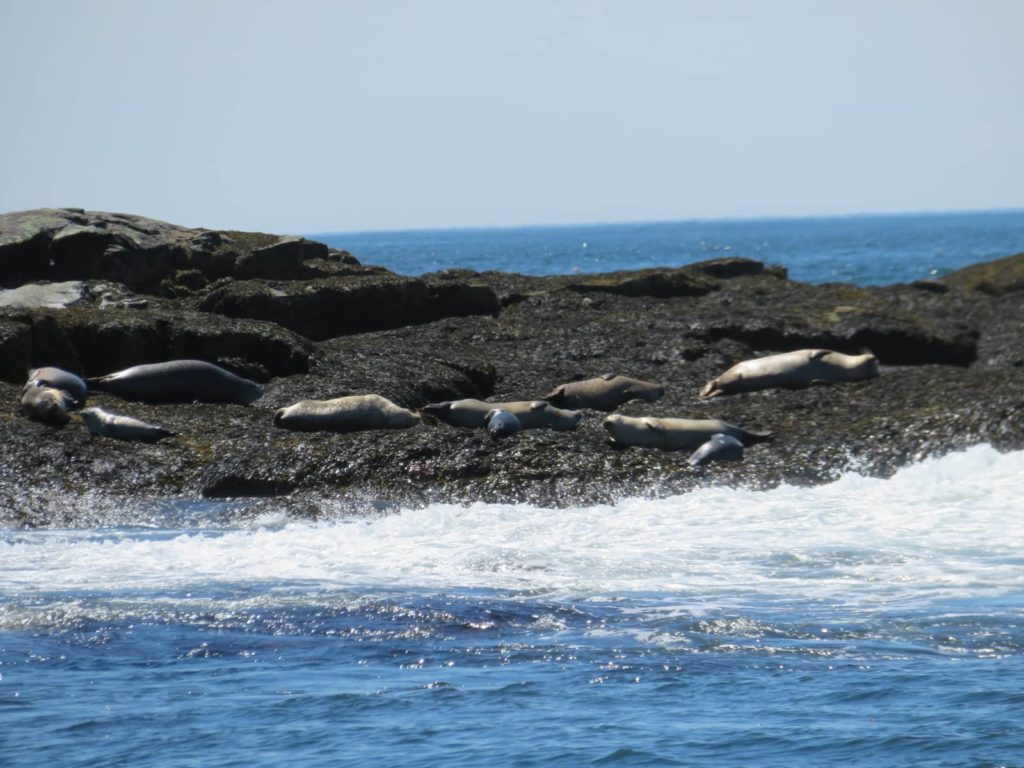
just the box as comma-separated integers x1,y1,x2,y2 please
1,0,1022,233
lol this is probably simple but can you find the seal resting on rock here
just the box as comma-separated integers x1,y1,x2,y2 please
273,394,420,433
484,409,522,440
79,407,174,442
688,433,745,467
422,399,583,431
87,360,263,404
699,349,879,399
603,414,772,450
19,386,72,426
25,367,88,408
544,373,664,411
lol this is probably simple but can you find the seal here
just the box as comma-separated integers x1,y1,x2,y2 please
699,349,879,399
603,414,772,450
422,399,583,431
484,408,522,440
24,366,88,408
79,407,174,442
273,394,421,433
19,386,71,426
688,433,745,467
87,359,263,404
544,373,665,411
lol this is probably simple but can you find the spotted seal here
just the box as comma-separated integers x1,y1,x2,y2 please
422,399,583,431
687,433,745,467
603,414,772,450
87,360,263,404
699,349,879,399
544,373,665,411
80,407,174,442
273,394,420,432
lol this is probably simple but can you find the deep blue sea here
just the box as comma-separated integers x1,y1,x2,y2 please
3,211,1024,767
316,209,1024,284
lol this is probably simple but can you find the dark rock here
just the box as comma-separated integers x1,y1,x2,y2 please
199,274,500,340
0,318,32,382
942,251,1024,295
687,257,785,280
233,237,329,280
0,306,311,382
0,209,346,293
565,267,717,298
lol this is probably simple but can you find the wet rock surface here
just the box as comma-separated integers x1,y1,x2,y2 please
1,209,1022,526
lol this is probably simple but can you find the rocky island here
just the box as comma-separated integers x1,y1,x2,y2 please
2,208,1022,526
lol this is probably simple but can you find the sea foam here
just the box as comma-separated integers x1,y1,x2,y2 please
1,445,1020,612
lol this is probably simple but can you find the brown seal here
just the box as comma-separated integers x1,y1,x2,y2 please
699,349,879,399
422,399,583,431
602,414,772,450
274,394,421,433
544,373,664,411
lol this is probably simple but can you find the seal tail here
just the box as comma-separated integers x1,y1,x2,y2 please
542,385,566,407
85,375,111,392
419,402,453,417
739,428,774,446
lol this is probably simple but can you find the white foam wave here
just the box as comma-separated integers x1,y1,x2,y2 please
1,446,1022,608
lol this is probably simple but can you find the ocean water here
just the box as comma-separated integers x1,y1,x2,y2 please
3,212,1024,766
315,209,1024,284
1,446,1022,766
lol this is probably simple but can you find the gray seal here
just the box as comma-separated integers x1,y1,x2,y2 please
87,360,263,404
688,433,745,467
544,373,665,411
603,414,772,450
80,407,174,442
273,394,421,433
484,409,522,440
20,386,71,426
25,366,88,408
422,399,583,431
700,349,879,399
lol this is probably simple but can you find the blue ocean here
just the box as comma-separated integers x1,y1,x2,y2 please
3,211,1024,767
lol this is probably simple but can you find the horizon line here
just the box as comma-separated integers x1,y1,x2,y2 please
305,205,1024,239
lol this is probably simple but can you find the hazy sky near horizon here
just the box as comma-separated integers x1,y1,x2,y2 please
2,0,1022,234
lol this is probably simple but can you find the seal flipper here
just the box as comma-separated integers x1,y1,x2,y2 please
699,379,723,399
642,417,665,432
601,372,616,380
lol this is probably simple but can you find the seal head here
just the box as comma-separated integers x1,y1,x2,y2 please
484,408,522,440
20,386,71,426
